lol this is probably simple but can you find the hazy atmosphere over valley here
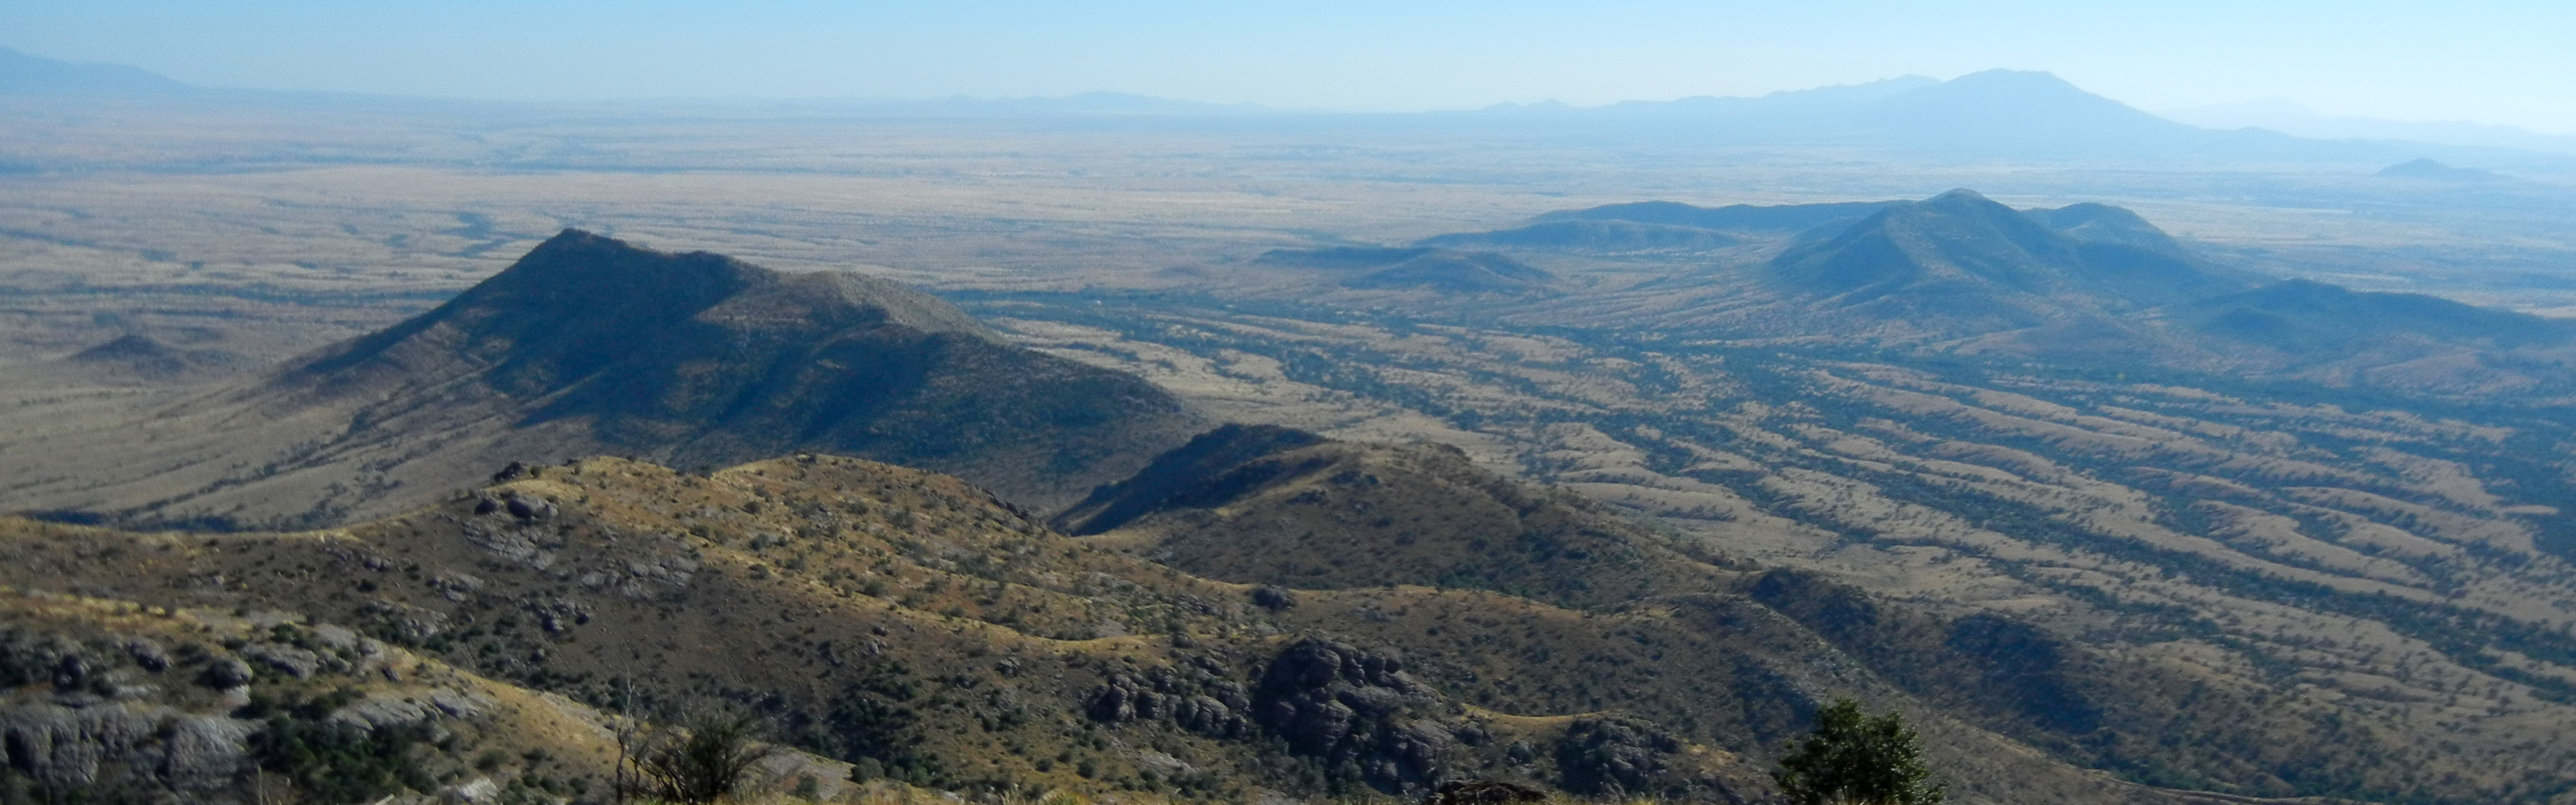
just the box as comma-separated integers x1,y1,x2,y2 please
5,3,2576,804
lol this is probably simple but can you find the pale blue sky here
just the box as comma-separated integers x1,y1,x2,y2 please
9,1,2573,133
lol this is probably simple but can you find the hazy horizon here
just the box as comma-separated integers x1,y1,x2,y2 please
8,0,2573,135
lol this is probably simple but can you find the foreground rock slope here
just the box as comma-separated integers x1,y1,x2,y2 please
0,449,2328,805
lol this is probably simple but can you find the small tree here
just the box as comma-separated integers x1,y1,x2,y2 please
634,712,779,805
1773,698,1946,805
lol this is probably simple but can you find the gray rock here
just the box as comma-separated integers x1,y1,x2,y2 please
1251,586,1296,611
0,703,245,791
200,658,254,688
52,654,89,690
124,639,169,672
241,644,321,679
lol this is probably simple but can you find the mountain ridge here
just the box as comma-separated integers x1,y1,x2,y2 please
0,231,1202,528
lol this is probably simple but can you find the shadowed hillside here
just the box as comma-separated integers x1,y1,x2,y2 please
1062,424,1733,607
0,231,1203,528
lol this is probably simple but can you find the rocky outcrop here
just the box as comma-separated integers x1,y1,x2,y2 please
1253,639,1479,796
0,703,254,791
1085,654,1253,739
1553,716,1718,800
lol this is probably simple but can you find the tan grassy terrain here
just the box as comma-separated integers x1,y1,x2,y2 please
0,452,2372,805
963,291,2576,803
4,94,2576,805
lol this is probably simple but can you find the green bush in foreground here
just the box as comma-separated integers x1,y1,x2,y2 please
1774,698,1946,805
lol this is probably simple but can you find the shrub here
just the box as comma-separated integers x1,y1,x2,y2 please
636,712,780,804
1772,698,1945,805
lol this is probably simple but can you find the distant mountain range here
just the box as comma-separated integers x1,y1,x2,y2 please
4,46,2566,166
2166,97,2576,155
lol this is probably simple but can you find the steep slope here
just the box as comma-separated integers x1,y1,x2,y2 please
0,451,2356,805
0,231,1202,528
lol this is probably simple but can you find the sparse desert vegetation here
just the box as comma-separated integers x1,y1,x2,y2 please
6,53,2576,805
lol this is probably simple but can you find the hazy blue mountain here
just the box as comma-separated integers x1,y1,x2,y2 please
2166,97,2576,155
2375,158,2505,182
1852,70,2209,151
1462,70,2515,163
1419,199,1900,254
0,46,193,95
1769,190,2252,310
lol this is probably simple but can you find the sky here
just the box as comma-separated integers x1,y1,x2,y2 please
10,0,2575,134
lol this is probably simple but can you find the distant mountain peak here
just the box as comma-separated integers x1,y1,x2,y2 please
1941,68,2086,91
2374,158,2503,182
1922,187,2000,206
0,46,193,96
